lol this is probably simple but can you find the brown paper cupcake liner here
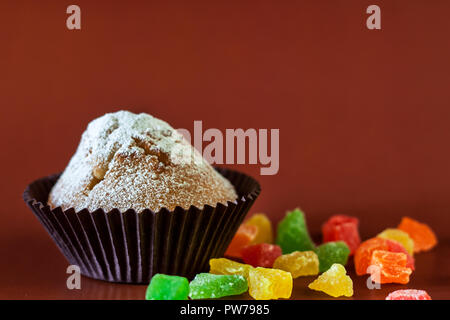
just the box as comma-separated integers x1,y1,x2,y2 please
23,168,261,284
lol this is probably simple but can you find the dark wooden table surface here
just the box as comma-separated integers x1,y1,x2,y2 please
1,231,448,300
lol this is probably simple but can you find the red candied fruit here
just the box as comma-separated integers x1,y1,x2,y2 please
322,215,360,255
386,289,431,300
241,243,282,268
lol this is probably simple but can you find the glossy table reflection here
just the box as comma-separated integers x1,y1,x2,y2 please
0,232,448,300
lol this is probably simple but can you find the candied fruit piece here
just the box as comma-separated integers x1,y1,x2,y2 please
273,251,319,278
377,228,414,255
322,215,361,255
370,250,412,284
385,239,415,270
398,217,438,253
276,208,315,254
248,267,293,300
189,273,248,299
209,258,253,280
308,263,353,298
386,289,431,300
354,237,416,275
354,237,390,276
145,274,189,300
315,241,350,273
225,224,258,258
241,243,282,268
245,213,274,244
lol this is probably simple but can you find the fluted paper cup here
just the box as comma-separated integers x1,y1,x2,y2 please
23,168,261,284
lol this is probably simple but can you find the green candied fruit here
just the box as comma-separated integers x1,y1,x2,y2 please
276,208,315,254
145,274,189,300
315,241,350,273
189,273,248,299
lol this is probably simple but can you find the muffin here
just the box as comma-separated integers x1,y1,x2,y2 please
23,110,260,283
48,110,237,212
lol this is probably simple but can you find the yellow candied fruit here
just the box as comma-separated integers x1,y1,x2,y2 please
377,228,414,255
245,213,274,244
308,263,353,298
273,251,319,278
209,258,253,281
248,267,293,300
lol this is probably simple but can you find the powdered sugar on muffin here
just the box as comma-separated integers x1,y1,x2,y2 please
48,111,237,212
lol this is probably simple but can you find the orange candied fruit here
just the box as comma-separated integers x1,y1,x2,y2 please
398,217,437,253
354,237,389,276
225,224,258,258
370,250,412,284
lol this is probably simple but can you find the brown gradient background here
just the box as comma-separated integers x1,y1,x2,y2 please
0,0,449,299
